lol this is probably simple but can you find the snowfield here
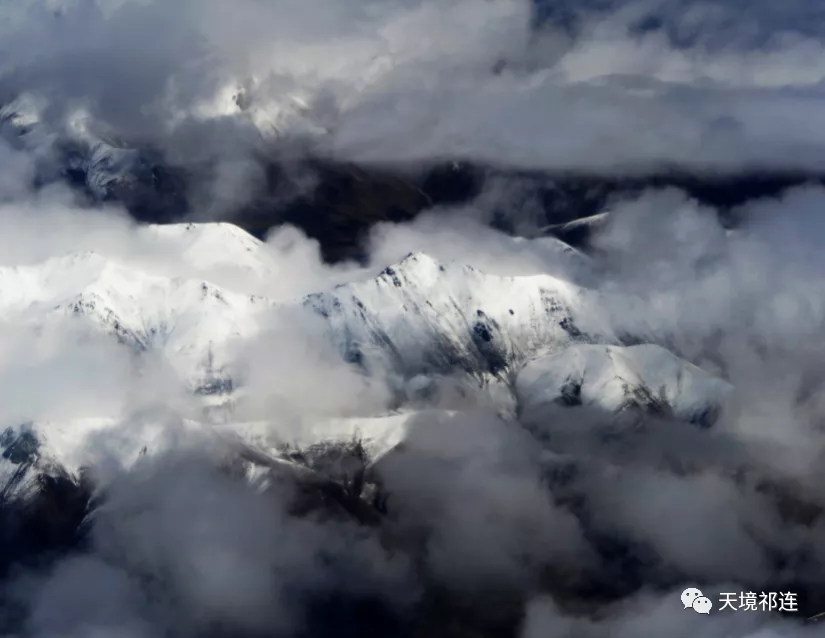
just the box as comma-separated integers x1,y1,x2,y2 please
0,222,731,502
516,343,733,426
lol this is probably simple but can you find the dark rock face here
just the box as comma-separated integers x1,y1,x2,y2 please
231,160,439,263
0,428,92,614
203,163,825,260
0,426,40,466
0,473,91,578
104,159,189,225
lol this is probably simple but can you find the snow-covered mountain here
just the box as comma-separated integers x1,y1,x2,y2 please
516,343,733,427
141,222,280,277
303,251,616,379
1,96,129,198
0,249,273,390
0,222,617,393
0,409,439,503
0,221,733,533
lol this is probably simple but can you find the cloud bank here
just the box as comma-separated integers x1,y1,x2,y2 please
1,2,825,638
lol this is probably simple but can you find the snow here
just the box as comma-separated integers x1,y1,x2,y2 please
516,343,733,424
0,250,273,386
0,221,733,502
141,223,278,279
304,251,618,377
219,412,434,465
0,225,620,394
0,408,449,501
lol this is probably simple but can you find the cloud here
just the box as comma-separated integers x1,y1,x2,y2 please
368,206,595,280
373,410,595,593
3,2,825,637
6,0,825,189
3,157,825,638
16,449,414,638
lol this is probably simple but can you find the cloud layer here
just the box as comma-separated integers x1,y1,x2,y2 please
2,2,825,637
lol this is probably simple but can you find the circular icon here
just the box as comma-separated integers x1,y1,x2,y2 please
681,588,704,609
692,596,713,614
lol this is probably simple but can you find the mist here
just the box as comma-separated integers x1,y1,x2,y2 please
2,1,825,637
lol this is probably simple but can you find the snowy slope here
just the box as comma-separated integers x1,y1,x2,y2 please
0,221,737,516
0,248,274,390
0,222,727,419
0,224,625,478
227,413,418,463
0,410,445,502
0,416,185,503
0,227,619,393
303,252,618,379
140,222,278,279
516,344,733,426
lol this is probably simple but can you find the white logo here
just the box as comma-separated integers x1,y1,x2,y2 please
681,588,713,614
693,596,713,614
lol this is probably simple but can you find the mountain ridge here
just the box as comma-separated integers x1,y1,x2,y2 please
0,222,733,511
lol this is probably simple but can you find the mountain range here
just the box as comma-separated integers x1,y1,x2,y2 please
0,221,738,586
